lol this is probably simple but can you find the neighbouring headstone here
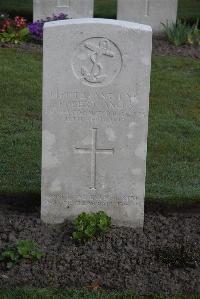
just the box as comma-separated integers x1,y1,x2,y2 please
117,0,178,33
42,18,152,227
33,0,94,21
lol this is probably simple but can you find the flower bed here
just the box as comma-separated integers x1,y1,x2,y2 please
0,13,69,44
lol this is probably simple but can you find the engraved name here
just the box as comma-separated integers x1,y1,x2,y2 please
44,90,147,122
47,193,139,207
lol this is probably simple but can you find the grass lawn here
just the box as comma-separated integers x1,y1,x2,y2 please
147,55,200,201
0,288,199,299
0,49,42,196
94,0,117,19
178,0,200,20
0,0,199,20
0,48,199,203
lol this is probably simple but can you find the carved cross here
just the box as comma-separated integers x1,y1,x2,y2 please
145,0,150,16
74,128,114,190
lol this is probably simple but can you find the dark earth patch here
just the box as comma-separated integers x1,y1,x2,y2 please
1,37,200,58
153,36,200,59
0,205,199,295
0,194,40,215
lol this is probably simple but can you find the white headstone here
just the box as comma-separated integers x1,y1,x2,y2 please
33,0,94,21
117,0,178,33
42,19,152,228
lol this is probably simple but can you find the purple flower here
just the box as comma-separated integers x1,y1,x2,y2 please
28,13,68,42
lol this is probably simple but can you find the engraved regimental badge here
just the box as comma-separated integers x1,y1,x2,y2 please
72,37,122,87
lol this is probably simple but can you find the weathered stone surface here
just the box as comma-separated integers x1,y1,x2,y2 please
117,0,178,33
33,0,94,21
42,19,152,227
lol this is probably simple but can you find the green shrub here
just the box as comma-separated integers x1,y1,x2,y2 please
0,27,29,43
72,211,111,242
0,240,44,269
187,19,200,46
162,20,191,46
162,19,200,46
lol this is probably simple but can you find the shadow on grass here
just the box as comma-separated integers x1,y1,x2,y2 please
145,200,200,215
0,193,40,214
0,193,200,216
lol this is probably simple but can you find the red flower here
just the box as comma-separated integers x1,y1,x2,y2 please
14,16,27,29
0,19,13,32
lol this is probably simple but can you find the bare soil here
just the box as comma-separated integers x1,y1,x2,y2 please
153,37,200,59
0,199,199,295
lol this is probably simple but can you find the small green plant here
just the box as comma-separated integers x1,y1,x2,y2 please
162,19,191,46
162,19,200,47
0,240,44,269
187,19,200,46
0,27,29,43
73,211,111,242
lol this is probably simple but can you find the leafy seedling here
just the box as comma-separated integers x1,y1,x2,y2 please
0,240,44,270
73,211,111,242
